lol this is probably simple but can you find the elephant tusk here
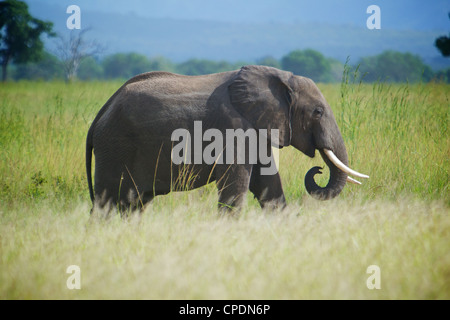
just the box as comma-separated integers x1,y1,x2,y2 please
323,149,369,179
347,176,362,185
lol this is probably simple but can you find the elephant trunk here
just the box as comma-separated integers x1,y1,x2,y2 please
304,146,369,200
304,147,349,200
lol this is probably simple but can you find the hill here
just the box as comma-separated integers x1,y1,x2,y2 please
28,1,450,70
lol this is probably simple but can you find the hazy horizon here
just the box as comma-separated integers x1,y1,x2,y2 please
23,0,450,69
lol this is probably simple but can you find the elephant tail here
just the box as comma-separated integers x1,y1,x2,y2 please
84,78,139,205
86,124,95,204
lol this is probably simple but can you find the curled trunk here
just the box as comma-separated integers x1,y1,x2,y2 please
304,149,349,200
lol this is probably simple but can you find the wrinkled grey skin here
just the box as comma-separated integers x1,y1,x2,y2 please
86,65,348,214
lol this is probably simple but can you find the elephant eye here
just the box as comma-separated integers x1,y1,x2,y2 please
313,107,324,119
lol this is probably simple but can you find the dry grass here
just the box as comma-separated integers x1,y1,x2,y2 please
1,196,448,299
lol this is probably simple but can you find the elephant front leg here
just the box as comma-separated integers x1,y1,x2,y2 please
215,164,252,213
249,162,286,210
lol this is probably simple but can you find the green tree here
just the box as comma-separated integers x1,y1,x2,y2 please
358,51,433,82
435,13,450,57
434,67,450,83
148,56,175,72
281,49,332,82
0,0,55,81
102,53,151,79
176,59,235,75
13,51,63,80
328,58,345,82
256,56,281,69
78,56,103,80
435,36,450,57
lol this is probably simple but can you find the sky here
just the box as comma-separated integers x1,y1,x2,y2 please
28,0,450,31
21,0,450,68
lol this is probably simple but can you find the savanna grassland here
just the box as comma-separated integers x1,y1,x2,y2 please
0,75,448,300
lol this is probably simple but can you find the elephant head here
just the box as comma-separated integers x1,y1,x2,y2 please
229,65,368,200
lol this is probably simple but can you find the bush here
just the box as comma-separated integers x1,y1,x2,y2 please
13,52,63,81
102,52,152,79
281,49,332,82
357,50,434,83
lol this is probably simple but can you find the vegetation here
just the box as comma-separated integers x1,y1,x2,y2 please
281,49,333,82
0,0,55,81
0,75,448,299
102,53,155,80
435,13,450,57
54,29,104,82
357,51,434,83
6,48,448,83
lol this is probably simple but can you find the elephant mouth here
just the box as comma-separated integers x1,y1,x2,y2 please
322,149,369,184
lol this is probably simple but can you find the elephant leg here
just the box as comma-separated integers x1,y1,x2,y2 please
249,163,286,210
215,164,252,213
118,192,154,218
94,167,147,217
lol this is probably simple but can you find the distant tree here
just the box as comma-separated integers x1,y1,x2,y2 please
148,56,175,72
435,36,450,57
358,50,433,82
0,0,55,81
256,56,281,69
13,51,63,81
176,59,234,75
55,29,104,82
77,56,103,80
328,58,345,82
102,53,151,79
281,49,332,82
434,67,450,83
435,13,450,57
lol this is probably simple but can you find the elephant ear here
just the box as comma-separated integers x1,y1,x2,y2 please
228,65,293,147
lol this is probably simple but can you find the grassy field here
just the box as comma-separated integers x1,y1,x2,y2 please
0,77,449,299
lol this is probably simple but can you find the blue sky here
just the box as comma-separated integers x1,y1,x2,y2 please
28,0,450,31
22,0,450,68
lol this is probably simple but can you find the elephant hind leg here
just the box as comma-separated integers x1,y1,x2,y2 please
117,188,156,217
92,183,153,218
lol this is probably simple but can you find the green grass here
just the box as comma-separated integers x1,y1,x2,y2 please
0,79,449,299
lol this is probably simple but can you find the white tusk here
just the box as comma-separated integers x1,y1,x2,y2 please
323,149,369,179
347,176,362,185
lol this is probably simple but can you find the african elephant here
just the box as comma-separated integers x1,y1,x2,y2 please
86,65,368,214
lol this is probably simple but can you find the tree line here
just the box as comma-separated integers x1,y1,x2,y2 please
2,0,449,83
8,49,450,83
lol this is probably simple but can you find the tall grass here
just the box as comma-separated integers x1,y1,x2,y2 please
0,81,120,206
0,79,448,299
1,197,448,299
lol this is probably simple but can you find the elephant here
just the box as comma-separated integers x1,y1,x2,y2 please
86,65,368,214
